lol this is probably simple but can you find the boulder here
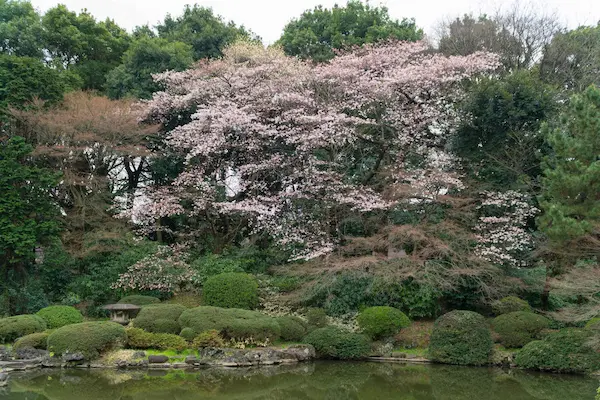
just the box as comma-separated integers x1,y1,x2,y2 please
62,352,85,363
185,356,198,365
0,346,10,362
282,345,316,362
0,372,8,387
14,348,49,360
148,355,169,364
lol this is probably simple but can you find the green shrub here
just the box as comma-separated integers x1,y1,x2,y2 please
126,328,187,351
165,293,202,308
357,306,410,340
47,322,126,359
35,305,83,329
180,327,196,341
491,311,551,348
193,330,226,348
492,296,532,316
515,328,600,374
117,295,160,306
133,304,186,334
276,316,308,341
0,315,47,343
13,332,50,350
190,254,244,286
304,327,371,360
178,306,280,341
429,310,492,366
202,273,259,310
306,308,328,329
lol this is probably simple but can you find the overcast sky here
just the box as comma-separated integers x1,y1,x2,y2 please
29,0,600,44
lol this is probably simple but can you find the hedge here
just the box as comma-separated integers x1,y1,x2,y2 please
126,328,187,351
178,306,280,341
193,330,226,348
47,322,126,360
133,304,186,334
492,296,532,316
276,316,308,341
13,332,50,350
203,273,259,310
179,327,196,341
357,306,410,340
306,308,328,329
117,295,161,306
515,328,600,374
304,327,371,360
0,315,47,343
491,311,551,348
36,306,84,329
428,310,492,366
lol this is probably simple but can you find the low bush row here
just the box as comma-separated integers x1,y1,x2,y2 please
126,328,187,351
47,321,126,359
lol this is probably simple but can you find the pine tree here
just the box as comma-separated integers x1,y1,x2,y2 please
538,85,600,245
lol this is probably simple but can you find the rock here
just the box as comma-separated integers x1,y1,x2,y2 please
198,347,225,359
0,372,8,387
0,347,10,362
116,360,128,369
133,351,146,359
172,363,188,369
282,345,316,362
14,348,49,360
148,355,169,364
371,342,394,358
62,352,85,363
185,356,198,365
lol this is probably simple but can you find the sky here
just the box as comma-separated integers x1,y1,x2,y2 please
29,0,600,44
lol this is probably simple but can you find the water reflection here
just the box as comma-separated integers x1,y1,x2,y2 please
1,361,596,400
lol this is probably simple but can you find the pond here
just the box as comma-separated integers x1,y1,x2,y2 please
0,361,597,400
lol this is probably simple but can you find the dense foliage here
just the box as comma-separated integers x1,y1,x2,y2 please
35,305,83,329
178,306,280,341
132,304,186,334
47,321,126,359
13,331,49,350
276,316,308,341
491,311,551,348
0,314,46,343
304,327,371,360
278,0,422,62
429,311,493,366
126,327,187,351
515,328,600,373
203,273,259,310
117,295,161,306
492,296,533,316
357,306,410,340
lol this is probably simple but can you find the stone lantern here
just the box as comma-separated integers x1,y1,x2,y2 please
103,304,141,325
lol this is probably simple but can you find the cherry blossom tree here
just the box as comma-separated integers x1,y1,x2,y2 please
134,40,499,259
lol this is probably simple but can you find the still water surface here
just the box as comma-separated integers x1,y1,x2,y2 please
0,361,597,400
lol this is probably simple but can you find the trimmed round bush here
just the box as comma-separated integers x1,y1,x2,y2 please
429,310,492,366
118,295,160,306
47,322,126,360
492,296,532,316
357,306,410,340
36,306,84,329
180,327,196,341
491,311,551,348
193,330,226,348
203,273,259,310
515,328,600,374
126,328,187,351
277,316,308,341
304,327,371,360
13,332,50,350
133,304,186,334
178,306,280,341
0,315,47,343
306,308,328,329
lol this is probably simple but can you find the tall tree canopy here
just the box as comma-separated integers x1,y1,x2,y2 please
538,85,600,249
0,0,44,58
106,37,193,100
278,0,423,62
42,5,130,91
541,24,600,92
157,5,253,61
0,136,61,273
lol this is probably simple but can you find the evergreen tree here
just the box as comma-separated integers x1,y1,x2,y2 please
538,85,600,244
